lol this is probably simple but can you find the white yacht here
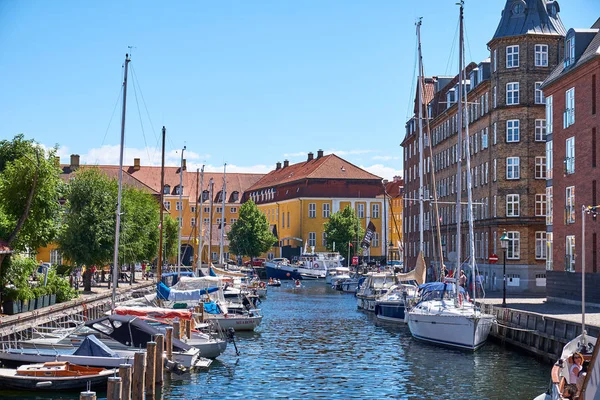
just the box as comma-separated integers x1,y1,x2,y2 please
356,272,395,312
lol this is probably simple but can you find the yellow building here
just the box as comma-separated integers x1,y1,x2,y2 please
244,151,385,261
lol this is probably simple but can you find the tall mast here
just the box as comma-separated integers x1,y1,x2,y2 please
208,178,214,265
455,1,464,287
461,0,477,304
111,53,130,310
177,146,186,277
219,163,227,264
416,18,425,254
193,168,200,275
157,126,166,282
197,166,204,271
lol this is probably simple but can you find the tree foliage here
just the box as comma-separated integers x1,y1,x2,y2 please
227,200,276,259
324,205,364,257
162,214,179,263
120,186,160,264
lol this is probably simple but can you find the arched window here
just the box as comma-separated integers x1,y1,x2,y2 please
163,185,171,195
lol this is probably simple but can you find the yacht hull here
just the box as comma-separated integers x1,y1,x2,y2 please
375,301,407,323
264,264,302,280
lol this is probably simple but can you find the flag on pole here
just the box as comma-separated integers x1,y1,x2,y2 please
361,221,377,249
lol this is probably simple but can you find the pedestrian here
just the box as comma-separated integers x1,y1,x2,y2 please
459,270,467,289
476,272,484,297
440,265,448,281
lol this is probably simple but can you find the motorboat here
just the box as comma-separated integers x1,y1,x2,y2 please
356,272,395,312
297,252,343,280
339,277,362,294
0,361,115,391
406,282,494,350
264,258,302,280
267,278,281,287
326,266,351,286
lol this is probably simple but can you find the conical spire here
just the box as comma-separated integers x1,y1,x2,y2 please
490,0,566,42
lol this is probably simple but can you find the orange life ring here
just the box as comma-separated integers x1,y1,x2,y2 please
259,282,266,288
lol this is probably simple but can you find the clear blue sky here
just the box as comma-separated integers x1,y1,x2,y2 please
1,0,597,179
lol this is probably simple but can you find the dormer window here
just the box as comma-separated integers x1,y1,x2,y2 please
216,191,223,203
446,89,456,109
163,185,171,195
565,36,575,67
174,185,183,195
231,191,239,202
201,190,209,202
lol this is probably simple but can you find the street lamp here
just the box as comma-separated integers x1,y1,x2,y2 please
500,230,509,308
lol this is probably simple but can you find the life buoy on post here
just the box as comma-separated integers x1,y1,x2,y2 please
313,263,319,269
259,282,266,288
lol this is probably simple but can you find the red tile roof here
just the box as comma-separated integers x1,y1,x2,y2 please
60,165,158,194
246,154,381,191
384,178,404,199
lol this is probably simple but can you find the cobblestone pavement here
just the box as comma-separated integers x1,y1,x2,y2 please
478,293,600,328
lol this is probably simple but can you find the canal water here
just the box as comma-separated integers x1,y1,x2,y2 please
2,281,551,400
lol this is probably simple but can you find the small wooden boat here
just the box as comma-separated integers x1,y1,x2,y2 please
0,361,115,391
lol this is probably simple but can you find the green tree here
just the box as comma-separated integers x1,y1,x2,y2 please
324,205,364,258
0,135,63,284
227,200,276,260
120,186,160,265
161,215,179,264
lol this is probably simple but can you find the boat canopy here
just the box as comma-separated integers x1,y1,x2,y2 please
72,334,118,358
157,282,219,301
418,282,466,294
161,271,195,287
84,314,191,351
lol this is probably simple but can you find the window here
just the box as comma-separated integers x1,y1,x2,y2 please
230,207,237,213
506,157,520,179
230,218,237,224
202,190,209,202
322,232,327,247
163,185,171,195
216,207,222,213
482,128,488,149
323,203,330,218
493,122,497,145
535,156,547,179
536,194,547,216
203,206,210,213
358,204,365,219
566,137,575,174
535,82,544,104
506,45,519,68
506,82,519,105
493,159,497,181
565,36,575,68
308,203,316,218
175,185,183,195
164,201,171,211
50,249,63,265
565,88,575,128
546,96,553,134
287,212,290,227
372,203,380,218
216,218,221,225
190,206,196,213
546,140,553,179
547,232,553,270
535,119,546,142
506,120,520,142
176,201,182,211
493,86,497,108
506,194,520,217
231,191,239,202
191,217,196,227
566,235,576,272
535,44,548,67
176,217,182,227
493,48,497,71
373,232,379,247
507,231,520,260
566,186,575,224
212,252,218,261
203,217,209,224
546,186,553,225
308,232,316,247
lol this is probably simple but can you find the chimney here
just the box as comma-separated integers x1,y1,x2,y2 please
317,149,324,159
182,159,187,170
70,154,80,169
283,159,289,168
276,162,282,170
133,158,141,171
307,152,314,161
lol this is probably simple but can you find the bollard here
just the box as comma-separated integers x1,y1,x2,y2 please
119,364,132,400
80,391,96,400
132,352,146,400
173,320,181,340
145,341,156,395
185,319,192,339
165,326,173,362
179,319,185,339
107,376,122,400
200,302,205,322
155,334,164,384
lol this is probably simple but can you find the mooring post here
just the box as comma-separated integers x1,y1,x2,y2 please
107,376,122,400
80,391,96,400
185,319,192,339
155,334,164,384
119,363,132,400
146,341,156,395
173,320,181,340
165,326,173,362
132,351,146,400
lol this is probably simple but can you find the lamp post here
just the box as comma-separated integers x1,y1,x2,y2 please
500,230,509,308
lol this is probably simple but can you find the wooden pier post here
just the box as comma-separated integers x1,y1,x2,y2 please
173,320,181,340
107,376,122,400
132,352,146,400
80,391,96,400
185,319,192,339
119,364,132,400
146,341,157,395
155,334,164,384
165,326,173,361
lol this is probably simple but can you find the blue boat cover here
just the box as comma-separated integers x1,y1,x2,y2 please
157,282,220,301
209,267,217,277
73,334,118,358
203,301,222,314
418,282,466,294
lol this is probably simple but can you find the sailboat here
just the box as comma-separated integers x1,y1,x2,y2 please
406,5,494,350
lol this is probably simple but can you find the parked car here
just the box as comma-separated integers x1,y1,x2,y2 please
245,258,266,267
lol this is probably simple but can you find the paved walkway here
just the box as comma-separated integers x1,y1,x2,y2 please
478,293,600,328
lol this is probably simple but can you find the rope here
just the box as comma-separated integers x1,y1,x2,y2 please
494,321,538,333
